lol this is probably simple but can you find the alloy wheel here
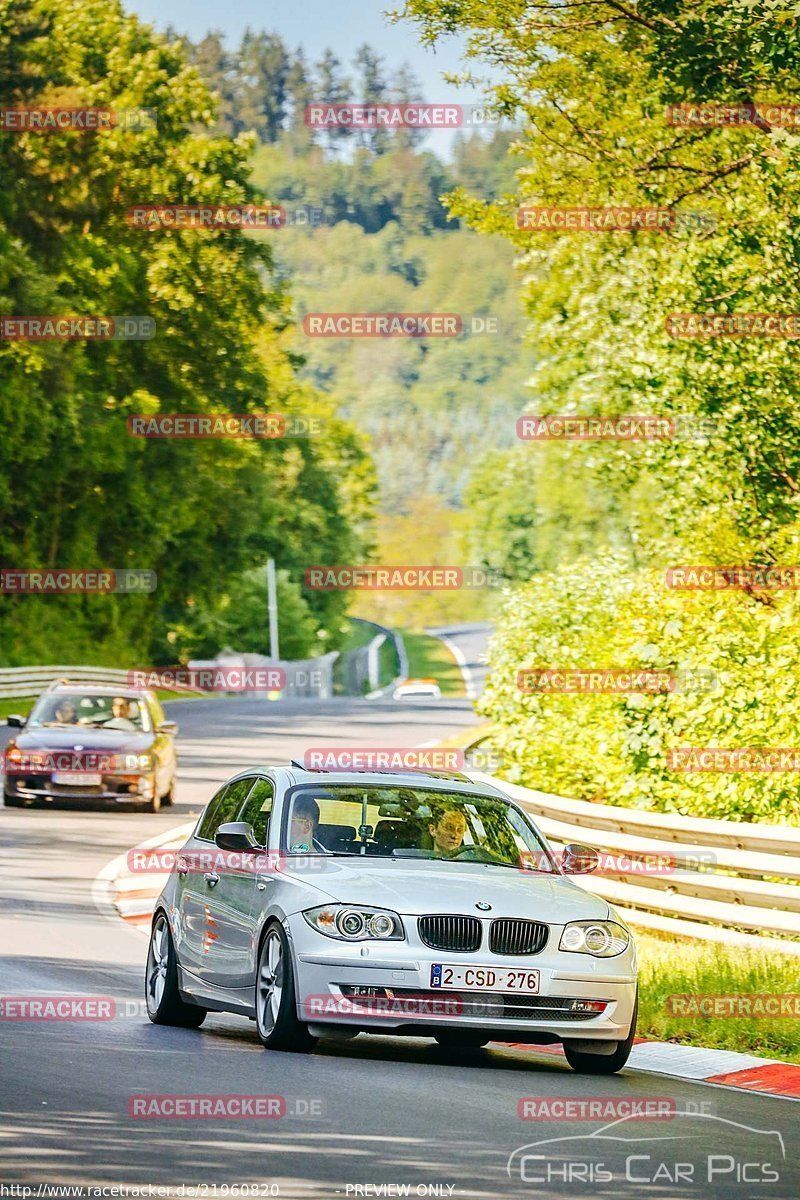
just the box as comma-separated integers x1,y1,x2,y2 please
147,914,169,1012
258,930,284,1036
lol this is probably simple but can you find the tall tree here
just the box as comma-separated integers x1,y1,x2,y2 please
0,0,374,665
235,29,290,142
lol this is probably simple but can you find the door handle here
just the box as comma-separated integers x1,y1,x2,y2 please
204,872,220,887
256,874,271,891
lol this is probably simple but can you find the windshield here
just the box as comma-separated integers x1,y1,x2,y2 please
282,785,556,872
28,692,150,732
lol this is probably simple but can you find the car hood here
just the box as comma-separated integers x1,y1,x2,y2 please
14,727,153,754
284,858,610,924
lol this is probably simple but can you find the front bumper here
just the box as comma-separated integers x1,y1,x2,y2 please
4,773,155,803
287,913,637,1042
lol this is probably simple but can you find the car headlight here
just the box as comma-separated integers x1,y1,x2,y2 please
559,920,630,958
303,905,404,941
4,747,46,770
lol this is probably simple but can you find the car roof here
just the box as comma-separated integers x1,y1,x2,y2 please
256,763,506,801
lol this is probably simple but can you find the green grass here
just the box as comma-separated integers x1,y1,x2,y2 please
635,930,800,1063
338,618,382,656
0,697,36,721
400,631,465,697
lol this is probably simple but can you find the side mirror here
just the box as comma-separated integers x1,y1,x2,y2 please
6,715,25,728
158,721,178,736
561,843,599,875
215,821,259,852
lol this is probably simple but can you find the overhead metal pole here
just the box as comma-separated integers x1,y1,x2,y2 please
266,558,279,661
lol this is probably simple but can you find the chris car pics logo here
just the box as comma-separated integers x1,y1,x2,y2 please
507,1113,785,1188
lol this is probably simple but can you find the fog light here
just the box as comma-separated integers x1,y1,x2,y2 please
569,999,607,1014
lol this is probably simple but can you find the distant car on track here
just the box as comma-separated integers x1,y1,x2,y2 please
3,680,177,812
146,764,638,1073
392,677,442,699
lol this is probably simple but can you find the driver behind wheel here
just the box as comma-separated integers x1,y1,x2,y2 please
428,808,467,857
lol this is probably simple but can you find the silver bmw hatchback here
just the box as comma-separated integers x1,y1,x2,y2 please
146,765,638,1073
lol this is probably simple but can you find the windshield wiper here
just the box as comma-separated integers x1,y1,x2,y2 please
285,850,360,858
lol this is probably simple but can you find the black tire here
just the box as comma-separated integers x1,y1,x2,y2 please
255,922,317,1052
434,1030,491,1050
563,992,638,1075
161,779,175,807
145,912,206,1028
3,791,24,807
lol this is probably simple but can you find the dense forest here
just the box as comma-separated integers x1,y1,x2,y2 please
0,6,530,665
397,0,800,821
0,1,377,665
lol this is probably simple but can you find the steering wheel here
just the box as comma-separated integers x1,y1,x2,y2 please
447,846,501,863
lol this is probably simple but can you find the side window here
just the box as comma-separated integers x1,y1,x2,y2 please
213,777,257,835
238,778,274,847
197,778,256,841
197,784,230,841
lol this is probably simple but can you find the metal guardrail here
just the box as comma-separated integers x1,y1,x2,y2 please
468,768,800,955
0,665,204,700
339,619,408,696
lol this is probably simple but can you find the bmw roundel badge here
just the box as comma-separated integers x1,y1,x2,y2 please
476,901,492,911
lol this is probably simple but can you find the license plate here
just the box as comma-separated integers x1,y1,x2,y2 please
52,772,102,786
430,964,540,993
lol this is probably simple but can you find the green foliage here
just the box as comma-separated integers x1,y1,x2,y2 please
401,0,800,548
167,568,320,661
479,549,800,822
255,219,528,513
0,0,374,666
401,0,800,818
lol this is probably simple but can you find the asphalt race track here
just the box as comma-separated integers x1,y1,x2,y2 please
1,665,798,1199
